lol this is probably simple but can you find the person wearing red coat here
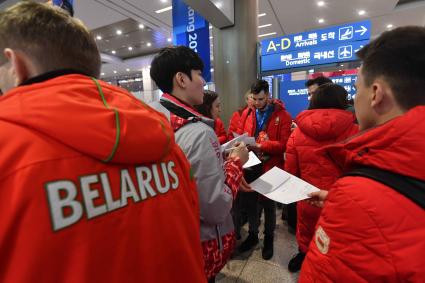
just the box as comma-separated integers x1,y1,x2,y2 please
228,91,254,141
237,80,292,260
0,3,206,282
300,26,425,282
195,90,228,144
285,84,358,272
214,117,228,144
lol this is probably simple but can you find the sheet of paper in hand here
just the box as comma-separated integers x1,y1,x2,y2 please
249,166,320,204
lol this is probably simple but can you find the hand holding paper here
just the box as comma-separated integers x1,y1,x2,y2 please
249,167,320,204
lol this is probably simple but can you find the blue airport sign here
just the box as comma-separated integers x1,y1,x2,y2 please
261,40,368,72
172,0,211,82
279,75,358,118
261,20,371,56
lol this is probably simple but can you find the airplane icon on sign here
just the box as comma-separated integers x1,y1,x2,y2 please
338,45,352,59
339,26,353,40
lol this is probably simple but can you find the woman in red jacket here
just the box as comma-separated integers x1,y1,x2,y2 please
227,90,253,140
284,83,358,272
195,90,228,144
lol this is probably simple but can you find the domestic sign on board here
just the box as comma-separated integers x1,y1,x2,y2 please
172,0,211,82
262,40,368,71
261,20,371,56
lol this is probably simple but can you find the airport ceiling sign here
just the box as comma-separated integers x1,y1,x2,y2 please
260,20,371,72
261,20,371,56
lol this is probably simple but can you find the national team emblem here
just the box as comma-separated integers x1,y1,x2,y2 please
315,225,330,254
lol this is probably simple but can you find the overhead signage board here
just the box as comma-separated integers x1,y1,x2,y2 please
262,40,368,72
261,20,371,56
280,75,358,118
172,0,211,82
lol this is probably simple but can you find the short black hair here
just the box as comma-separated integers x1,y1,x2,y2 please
194,90,218,119
305,76,333,87
308,83,348,110
150,46,204,94
251,79,269,95
357,26,425,110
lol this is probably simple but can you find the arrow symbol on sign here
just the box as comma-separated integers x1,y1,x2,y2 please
355,26,368,36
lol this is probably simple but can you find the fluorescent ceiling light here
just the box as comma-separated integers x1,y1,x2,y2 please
96,35,102,40
128,46,133,51
258,32,277,38
147,42,152,47
126,68,130,72
111,50,116,54
215,2,222,8
139,24,145,29
259,24,272,28
167,38,172,42
387,24,393,28
155,6,172,13
113,70,117,74
101,72,105,76
317,1,325,7
358,10,365,15
318,18,324,23
258,13,266,17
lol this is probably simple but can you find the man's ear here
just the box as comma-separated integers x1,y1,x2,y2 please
371,78,394,114
4,48,32,85
173,72,187,89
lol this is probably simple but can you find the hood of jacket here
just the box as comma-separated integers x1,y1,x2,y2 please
296,109,357,141
0,74,174,164
325,106,425,180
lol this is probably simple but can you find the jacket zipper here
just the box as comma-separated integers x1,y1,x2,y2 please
216,225,223,252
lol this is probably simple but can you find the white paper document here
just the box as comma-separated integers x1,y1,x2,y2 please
249,166,320,204
243,151,262,169
221,133,256,152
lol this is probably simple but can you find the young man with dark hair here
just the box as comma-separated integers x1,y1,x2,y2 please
300,26,425,282
0,2,205,282
305,76,333,98
237,79,292,260
150,46,249,282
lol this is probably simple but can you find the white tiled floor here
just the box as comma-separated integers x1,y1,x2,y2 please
217,208,300,283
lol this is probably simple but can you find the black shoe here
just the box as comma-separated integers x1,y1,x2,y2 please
238,233,259,253
288,252,306,272
262,235,274,260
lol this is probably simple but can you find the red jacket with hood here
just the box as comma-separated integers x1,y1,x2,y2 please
238,99,292,172
0,74,206,283
300,106,425,282
285,109,358,253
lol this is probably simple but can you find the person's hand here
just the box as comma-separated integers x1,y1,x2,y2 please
248,143,262,154
239,177,253,192
306,190,328,208
229,142,249,165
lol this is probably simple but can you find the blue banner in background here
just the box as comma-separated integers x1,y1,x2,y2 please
279,75,358,118
262,40,368,72
172,0,211,82
261,20,371,56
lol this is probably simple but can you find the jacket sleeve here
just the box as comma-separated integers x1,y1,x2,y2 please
284,130,299,176
178,126,234,226
299,177,396,283
215,118,228,144
227,112,240,140
260,111,292,155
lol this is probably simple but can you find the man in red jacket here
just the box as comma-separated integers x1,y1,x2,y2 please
0,2,205,282
237,79,292,260
300,26,425,282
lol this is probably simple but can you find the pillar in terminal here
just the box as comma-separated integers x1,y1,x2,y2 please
212,0,258,128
